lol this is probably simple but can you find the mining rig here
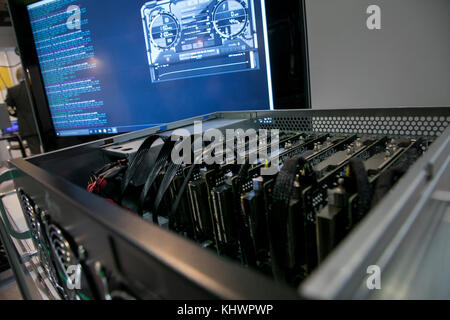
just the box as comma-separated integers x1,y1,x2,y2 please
0,107,449,300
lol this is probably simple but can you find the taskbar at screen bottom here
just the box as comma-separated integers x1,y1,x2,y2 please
55,124,163,137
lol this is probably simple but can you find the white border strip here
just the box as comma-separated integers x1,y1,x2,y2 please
260,0,274,110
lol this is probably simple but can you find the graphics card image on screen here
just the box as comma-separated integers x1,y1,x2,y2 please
141,0,260,83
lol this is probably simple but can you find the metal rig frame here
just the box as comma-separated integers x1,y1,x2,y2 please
1,107,449,299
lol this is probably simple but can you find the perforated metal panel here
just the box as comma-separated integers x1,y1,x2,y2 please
258,115,450,138
229,107,450,138
311,115,449,137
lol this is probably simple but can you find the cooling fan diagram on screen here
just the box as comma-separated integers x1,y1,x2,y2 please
141,0,260,83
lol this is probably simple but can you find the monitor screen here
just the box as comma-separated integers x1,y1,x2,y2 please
26,0,273,137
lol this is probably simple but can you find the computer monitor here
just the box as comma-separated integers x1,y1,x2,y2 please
24,0,273,137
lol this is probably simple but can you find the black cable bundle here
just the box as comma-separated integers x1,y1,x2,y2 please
269,155,307,282
137,138,177,217
120,135,166,200
87,160,128,204
0,239,10,273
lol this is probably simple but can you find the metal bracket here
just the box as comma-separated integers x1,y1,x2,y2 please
0,169,33,240
20,251,38,264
